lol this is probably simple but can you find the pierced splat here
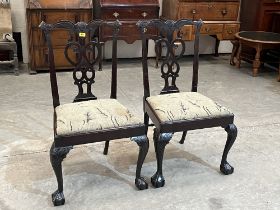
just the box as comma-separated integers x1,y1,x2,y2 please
40,20,120,104
137,19,201,95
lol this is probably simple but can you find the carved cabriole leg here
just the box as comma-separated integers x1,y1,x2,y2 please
179,131,188,144
220,124,237,175
131,135,149,190
50,143,73,206
151,129,173,188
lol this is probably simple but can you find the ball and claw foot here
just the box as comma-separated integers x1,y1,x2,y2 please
52,190,65,206
220,161,234,175
151,172,165,188
135,177,148,190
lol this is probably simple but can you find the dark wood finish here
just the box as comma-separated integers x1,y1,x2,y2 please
40,20,149,206
239,0,280,65
161,0,240,56
137,19,237,188
27,0,93,73
240,0,280,32
95,0,159,43
234,31,280,81
272,12,280,33
94,0,159,71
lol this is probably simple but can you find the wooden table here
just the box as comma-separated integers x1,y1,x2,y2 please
232,31,280,81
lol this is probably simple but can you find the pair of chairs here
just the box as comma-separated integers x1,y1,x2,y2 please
40,19,237,206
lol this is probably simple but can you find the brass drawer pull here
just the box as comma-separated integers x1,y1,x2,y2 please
192,9,196,14
142,12,148,18
221,9,228,16
113,12,119,18
228,30,233,34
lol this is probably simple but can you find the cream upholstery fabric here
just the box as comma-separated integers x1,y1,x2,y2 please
0,3,12,42
55,99,142,136
147,92,233,123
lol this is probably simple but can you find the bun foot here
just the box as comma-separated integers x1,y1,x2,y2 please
151,172,165,188
52,190,65,206
135,177,148,190
220,161,234,175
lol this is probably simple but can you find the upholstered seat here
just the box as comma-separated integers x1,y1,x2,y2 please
146,92,233,123
56,99,142,136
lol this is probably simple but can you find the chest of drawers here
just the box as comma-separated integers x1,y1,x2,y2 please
27,0,93,73
95,0,160,44
162,0,241,56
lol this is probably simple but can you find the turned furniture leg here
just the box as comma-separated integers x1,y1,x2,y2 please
50,143,72,206
179,131,188,144
230,40,239,66
236,41,242,68
131,135,149,190
253,44,262,77
214,37,220,57
151,129,173,188
103,141,110,155
12,42,19,76
220,124,237,175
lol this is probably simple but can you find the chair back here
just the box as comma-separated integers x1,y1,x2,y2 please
137,19,203,99
40,20,121,108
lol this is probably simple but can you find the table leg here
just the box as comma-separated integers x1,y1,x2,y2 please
253,44,262,77
214,37,220,57
230,40,239,66
236,41,242,68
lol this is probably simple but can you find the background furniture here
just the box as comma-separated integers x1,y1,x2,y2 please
161,0,240,56
94,0,160,70
240,0,280,32
138,19,237,188
41,20,149,206
272,12,280,33
239,0,280,64
234,31,280,81
27,0,93,73
0,1,19,75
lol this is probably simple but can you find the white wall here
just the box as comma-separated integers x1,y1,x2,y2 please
9,0,232,63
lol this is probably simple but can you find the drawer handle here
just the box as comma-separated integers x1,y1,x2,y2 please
192,9,196,14
208,4,213,9
205,28,210,32
228,30,233,34
142,12,148,18
113,12,119,18
221,9,228,16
